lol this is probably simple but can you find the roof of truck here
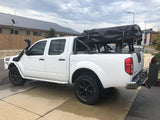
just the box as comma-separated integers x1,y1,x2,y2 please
40,36,78,41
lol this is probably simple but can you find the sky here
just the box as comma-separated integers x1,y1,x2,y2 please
0,0,160,32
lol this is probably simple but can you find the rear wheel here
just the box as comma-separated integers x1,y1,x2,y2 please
9,66,26,86
74,75,100,105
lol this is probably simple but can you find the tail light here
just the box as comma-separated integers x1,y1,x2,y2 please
125,57,133,75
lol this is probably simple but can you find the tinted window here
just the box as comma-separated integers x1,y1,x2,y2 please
76,41,89,54
49,39,66,55
29,41,47,55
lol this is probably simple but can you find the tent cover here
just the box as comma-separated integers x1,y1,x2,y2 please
82,24,142,44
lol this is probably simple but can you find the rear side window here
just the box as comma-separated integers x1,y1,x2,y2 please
49,39,66,55
29,41,47,55
76,41,89,54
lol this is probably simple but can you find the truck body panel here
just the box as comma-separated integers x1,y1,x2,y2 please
4,36,145,89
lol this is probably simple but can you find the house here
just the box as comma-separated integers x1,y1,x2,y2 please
0,12,79,50
141,29,157,46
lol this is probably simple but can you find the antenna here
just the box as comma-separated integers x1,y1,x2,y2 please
11,19,15,24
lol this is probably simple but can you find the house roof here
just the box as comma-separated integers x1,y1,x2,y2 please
142,29,157,34
0,12,79,34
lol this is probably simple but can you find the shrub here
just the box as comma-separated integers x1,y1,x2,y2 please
45,28,56,38
152,40,157,45
152,52,160,62
153,41,160,51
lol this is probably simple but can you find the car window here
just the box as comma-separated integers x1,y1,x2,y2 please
76,42,89,54
29,41,47,55
49,39,66,55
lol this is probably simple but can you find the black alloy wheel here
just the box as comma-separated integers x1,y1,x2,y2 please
74,75,100,105
9,66,26,86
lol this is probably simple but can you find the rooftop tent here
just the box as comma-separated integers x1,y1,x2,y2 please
82,24,142,44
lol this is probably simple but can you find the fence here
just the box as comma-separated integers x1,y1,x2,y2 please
0,34,44,50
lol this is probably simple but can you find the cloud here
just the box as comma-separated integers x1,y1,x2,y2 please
0,0,160,32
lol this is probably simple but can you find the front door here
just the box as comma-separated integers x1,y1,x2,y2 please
22,40,47,79
45,39,67,82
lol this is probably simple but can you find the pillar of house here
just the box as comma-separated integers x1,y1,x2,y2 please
141,33,145,45
146,33,150,45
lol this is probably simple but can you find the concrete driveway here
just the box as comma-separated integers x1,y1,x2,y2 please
0,82,139,120
0,53,152,120
0,59,9,85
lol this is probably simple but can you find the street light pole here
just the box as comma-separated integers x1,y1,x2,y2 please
142,21,147,52
127,11,135,24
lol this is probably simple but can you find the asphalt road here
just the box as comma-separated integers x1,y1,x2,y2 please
0,59,9,85
126,87,160,120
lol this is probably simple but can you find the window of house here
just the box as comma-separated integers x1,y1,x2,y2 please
0,28,2,33
15,30,19,35
33,31,42,36
28,41,47,55
10,29,19,35
26,31,30,35
10,29,14,34
49,39,66,55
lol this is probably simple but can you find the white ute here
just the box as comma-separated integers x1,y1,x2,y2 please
4,25,147,105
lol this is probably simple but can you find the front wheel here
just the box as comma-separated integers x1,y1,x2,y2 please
9,66,26,86
74,75,100,105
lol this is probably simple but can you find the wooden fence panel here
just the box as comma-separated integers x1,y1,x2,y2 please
0,34,44,50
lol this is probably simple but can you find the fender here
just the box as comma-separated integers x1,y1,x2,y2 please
70,61,109,88
7,61,25,78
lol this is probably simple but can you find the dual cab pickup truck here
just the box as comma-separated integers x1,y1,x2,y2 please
4,25,147,105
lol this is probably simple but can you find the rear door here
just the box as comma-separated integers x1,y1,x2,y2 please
132,51,144,76
45,39,68,82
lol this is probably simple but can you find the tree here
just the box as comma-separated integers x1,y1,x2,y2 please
45,28,56,38
152,32,160,62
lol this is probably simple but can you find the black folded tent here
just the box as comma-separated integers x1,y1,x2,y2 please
82,24,142,44
77,24,142,52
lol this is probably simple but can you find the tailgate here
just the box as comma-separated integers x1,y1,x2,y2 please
132,51,144,77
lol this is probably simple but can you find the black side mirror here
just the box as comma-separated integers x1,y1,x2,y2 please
24,39,31,50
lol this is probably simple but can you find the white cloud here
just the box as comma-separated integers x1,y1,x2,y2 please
85,0,93,3
0,0,160,32
0,6,15,14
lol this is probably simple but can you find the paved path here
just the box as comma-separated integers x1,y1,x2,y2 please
143,54,153,69
0,50,21,59
0,59,9,85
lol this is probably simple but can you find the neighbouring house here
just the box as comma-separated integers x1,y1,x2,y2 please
0,12,79,50
141,28,157,46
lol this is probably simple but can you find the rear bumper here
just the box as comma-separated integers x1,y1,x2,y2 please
126,69,147,89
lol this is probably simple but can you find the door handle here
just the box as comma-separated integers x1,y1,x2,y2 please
39,58,45,61
58,58,65,61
